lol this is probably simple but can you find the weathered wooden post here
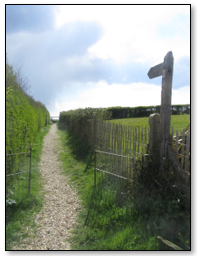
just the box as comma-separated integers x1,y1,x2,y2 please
148,51,174,164
149,113,161,155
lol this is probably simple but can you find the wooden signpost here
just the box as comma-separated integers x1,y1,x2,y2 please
148,51,174,161
148,63,163,79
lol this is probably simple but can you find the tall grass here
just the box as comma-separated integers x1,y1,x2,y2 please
6,125,51,250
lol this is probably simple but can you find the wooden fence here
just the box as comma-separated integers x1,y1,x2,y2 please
63,107,190,193
170,126,190,186
172,128,190,173
91,116,190,192
92,117,149,189
91,117,150,157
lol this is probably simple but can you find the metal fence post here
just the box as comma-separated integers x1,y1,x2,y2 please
93,115,97,150
94,150,97,188
28,147,32,195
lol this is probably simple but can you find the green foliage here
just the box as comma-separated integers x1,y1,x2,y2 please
59,107,111,128
157,236,189,250
57,113,190,250
6,57,51,249
130,155,190,250
6,59,50,154
6,125,50,250
59,108,111,150
107,105,190,119
57,128,160,250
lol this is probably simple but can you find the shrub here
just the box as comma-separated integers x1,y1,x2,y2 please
6,58,50,153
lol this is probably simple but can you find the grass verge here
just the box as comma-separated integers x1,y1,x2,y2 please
6,125,51,250
57,125,161,250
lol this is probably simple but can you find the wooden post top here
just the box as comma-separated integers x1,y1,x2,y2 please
147,51,173,79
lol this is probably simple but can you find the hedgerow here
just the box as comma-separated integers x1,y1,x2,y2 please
59,107,111,130
6,58,50,153
59,108,111,151
107,105,190,119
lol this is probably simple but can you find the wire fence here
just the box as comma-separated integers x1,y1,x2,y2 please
94,149,134,183
6,148,32,204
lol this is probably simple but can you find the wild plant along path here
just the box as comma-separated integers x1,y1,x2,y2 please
12,124,80,250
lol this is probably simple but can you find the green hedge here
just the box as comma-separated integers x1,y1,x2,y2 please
59,108,111,146
107,105,190,119
6,61,50,153
59,108,111,130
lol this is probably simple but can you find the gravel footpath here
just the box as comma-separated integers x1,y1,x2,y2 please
12,124,81,250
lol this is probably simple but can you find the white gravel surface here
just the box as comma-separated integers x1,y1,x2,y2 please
12,124,80,250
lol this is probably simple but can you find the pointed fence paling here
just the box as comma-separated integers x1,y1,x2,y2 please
171,127,190,176
92,118,150,158
90,118,151,189
67,116,190,187
91,119,190,187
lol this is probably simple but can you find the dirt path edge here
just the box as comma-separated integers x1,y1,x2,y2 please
12,124,80,250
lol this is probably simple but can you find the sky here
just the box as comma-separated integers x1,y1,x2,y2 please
6,4,190,116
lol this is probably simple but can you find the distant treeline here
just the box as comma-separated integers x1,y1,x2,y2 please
107,105,190,119
59,105,190,129
6,58,50,153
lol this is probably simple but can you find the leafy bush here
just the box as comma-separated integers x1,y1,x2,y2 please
6,58,50,154
131,155,190,250
59,108,111,147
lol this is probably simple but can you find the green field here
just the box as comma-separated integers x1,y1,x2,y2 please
107,114,190,132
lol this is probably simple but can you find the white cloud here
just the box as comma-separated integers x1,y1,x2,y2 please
50,81,190,115
55,5,190,63
6,4,190,117
172,86,190,105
